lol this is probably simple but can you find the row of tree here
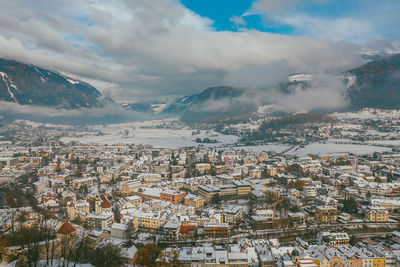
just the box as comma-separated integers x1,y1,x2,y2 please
1,210,124,267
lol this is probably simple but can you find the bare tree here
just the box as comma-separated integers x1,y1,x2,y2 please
88,244,124,267
6,212,57,267
59,234,78,267
9,223,42,267
38,211,57,266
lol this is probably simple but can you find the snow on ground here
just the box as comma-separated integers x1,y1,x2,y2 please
340,131,359,137
231,144,291,153
66,78,80,84
0,72,18,103
228,122,260,131
60,120,238,148
15,120,74,129
232,138,392,156
334,123,363,130
286,142,391,157
367,140,400,146
151,103,167,113
257,104,288,116
59,118,395,155
0,141,11,145
288,73,312,82
58,112,400,154
334,109,400,120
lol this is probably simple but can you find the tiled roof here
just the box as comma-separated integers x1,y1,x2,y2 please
57,221,76,235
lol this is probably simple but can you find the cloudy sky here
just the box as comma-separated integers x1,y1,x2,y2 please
0,0,399,102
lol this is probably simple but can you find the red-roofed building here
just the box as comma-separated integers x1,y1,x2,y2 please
100,195,107,202
95,195,112,214
101,198,111,209
179,225,196,239
57,221,76,238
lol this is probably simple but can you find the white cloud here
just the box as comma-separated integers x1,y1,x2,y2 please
280,15,376,42
275,74,349,112
247,0,327,16
244,0,399,44
0,0,379,101
229,15,247,29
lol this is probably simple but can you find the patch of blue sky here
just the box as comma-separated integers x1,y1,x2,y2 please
64,35,85,48
75,15,94,26
181,0,252,31
244,15,297,35
64,35,108,58
181,0,400,41
181,0,310,35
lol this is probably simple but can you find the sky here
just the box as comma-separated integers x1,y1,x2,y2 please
0,0,399,102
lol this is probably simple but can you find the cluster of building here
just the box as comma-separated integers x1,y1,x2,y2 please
158,233,400,267
2,135,400,235
1,112,400,265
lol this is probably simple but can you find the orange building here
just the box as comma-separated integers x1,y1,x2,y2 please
351,258,362,267
160,190,186,204
329,255,342,267
133,187,186,204
204,223,230,238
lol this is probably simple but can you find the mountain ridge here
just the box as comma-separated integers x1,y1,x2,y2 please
181,86,257,123
179,53,400,123
2,54,400,124
0,58,104,109
346,53,400,109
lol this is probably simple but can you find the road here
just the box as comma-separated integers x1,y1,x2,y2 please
159,221,398,246
279,145,297,155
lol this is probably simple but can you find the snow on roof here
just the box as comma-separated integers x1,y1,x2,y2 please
120,245,138,259
111,223,128,231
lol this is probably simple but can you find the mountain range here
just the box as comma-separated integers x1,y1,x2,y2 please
1,54,400,123
180,54,400,123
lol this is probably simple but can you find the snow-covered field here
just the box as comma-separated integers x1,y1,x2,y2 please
231,141,391,156
286,142,391,156
58,110,400,154
60,118,394,154
231,144,291,153
60,120,238,148
367,140,400,146
335,123,363,130
334,109,400,120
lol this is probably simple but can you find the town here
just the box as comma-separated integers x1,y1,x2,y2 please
1,109,400,266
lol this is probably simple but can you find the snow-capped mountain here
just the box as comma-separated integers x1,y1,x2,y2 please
121,94,198,116
0,58,104,109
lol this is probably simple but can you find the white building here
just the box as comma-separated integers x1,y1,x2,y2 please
303,185,317,198
110,223,128,239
